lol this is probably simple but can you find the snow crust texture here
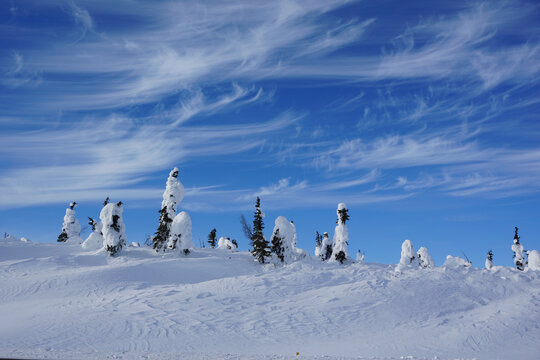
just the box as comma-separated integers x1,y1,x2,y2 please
1,239,540,360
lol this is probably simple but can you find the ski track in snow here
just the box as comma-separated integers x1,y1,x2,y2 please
1,239,540,359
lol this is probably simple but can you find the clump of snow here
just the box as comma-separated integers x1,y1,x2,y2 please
217,237,237,251
443,255,472,269
61,203,83,244
131,242,140,247
168,211,193,254
20,237,31,243
396,239,421,271
161,167,184,220
82,218,103,250
100,202,127,255
330,203,349,263
527,250,540,271
417,247,434,268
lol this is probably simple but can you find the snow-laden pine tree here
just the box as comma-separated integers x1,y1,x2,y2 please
319,232,332,261
217,237,237,251
153,168,185,252
208,228,217,248
100,201,127,256
512,227,526,271
485,250,494,270
397,239,421,271
270,216,295,263
167,211,193,255
314,231,323,258
82,217,104,250
57,202,83,244
331,203,349,264
251,197,270,264
417,247,435,268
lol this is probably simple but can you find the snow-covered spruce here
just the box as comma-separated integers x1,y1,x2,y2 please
100,201,127,256
319,232,333,261
527,250,540,271
57,202,83,244
81,217,104,250
217,237,237,251
485,250,494,270
208,228,217,248
396,239,421,271
512,226,526,271
271,216,296,264
417,247,435,268
330,203,349,264
167,211,193,255
250,197,270,264
153,168,185,252
356,250,365,263
314,231,323,258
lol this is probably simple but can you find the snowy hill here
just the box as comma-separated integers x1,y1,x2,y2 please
1,238,539,360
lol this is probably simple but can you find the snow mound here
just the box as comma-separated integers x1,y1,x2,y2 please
528,250,540,271
443,255,472,269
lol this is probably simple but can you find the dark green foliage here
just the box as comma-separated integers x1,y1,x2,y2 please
70,202,77,209
208,228,217,248
487,250,493,262
251,197,270,264
335,250,346,264
106,244,121,256
88,217,97,231
231,239,238,248
153,206,173,252
169,233,180,250
111,215,120,232
337,207,350,224
514,226,520,244
103,197,110,206
271,229,284,262
315,231,322,247
57,231,68,243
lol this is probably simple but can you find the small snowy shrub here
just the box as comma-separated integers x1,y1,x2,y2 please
208,228,217,248
82,217,104,250
168,211,193,255
417,247,435,268
512,227,526,271
217,237,237,251
485,250,494,270
443,255,471,269
356,250,365,263
319,232,333,261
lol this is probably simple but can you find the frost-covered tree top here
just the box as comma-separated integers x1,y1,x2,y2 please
58,202,82,244
331,203,349,264
161,167,185,219
100,202,127,256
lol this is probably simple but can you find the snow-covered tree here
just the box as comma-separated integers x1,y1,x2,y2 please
314,231,323,257
250,197,270,264
57,202,83,244
271,216,295,263
319,232,332,261
397,239,421,270
153,168,185,252
208,228,217,248
417,247,435,268
167,211,193,255
331,203,349,264
100,201,127,256
527,250,540,271
82,217,104,250
512,227,526,271
356,250,365,263
217,237,237,251
485,250,494,270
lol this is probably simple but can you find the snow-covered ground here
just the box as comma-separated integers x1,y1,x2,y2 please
1,237,539,360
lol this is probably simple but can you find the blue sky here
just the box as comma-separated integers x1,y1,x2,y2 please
1,0,539,266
